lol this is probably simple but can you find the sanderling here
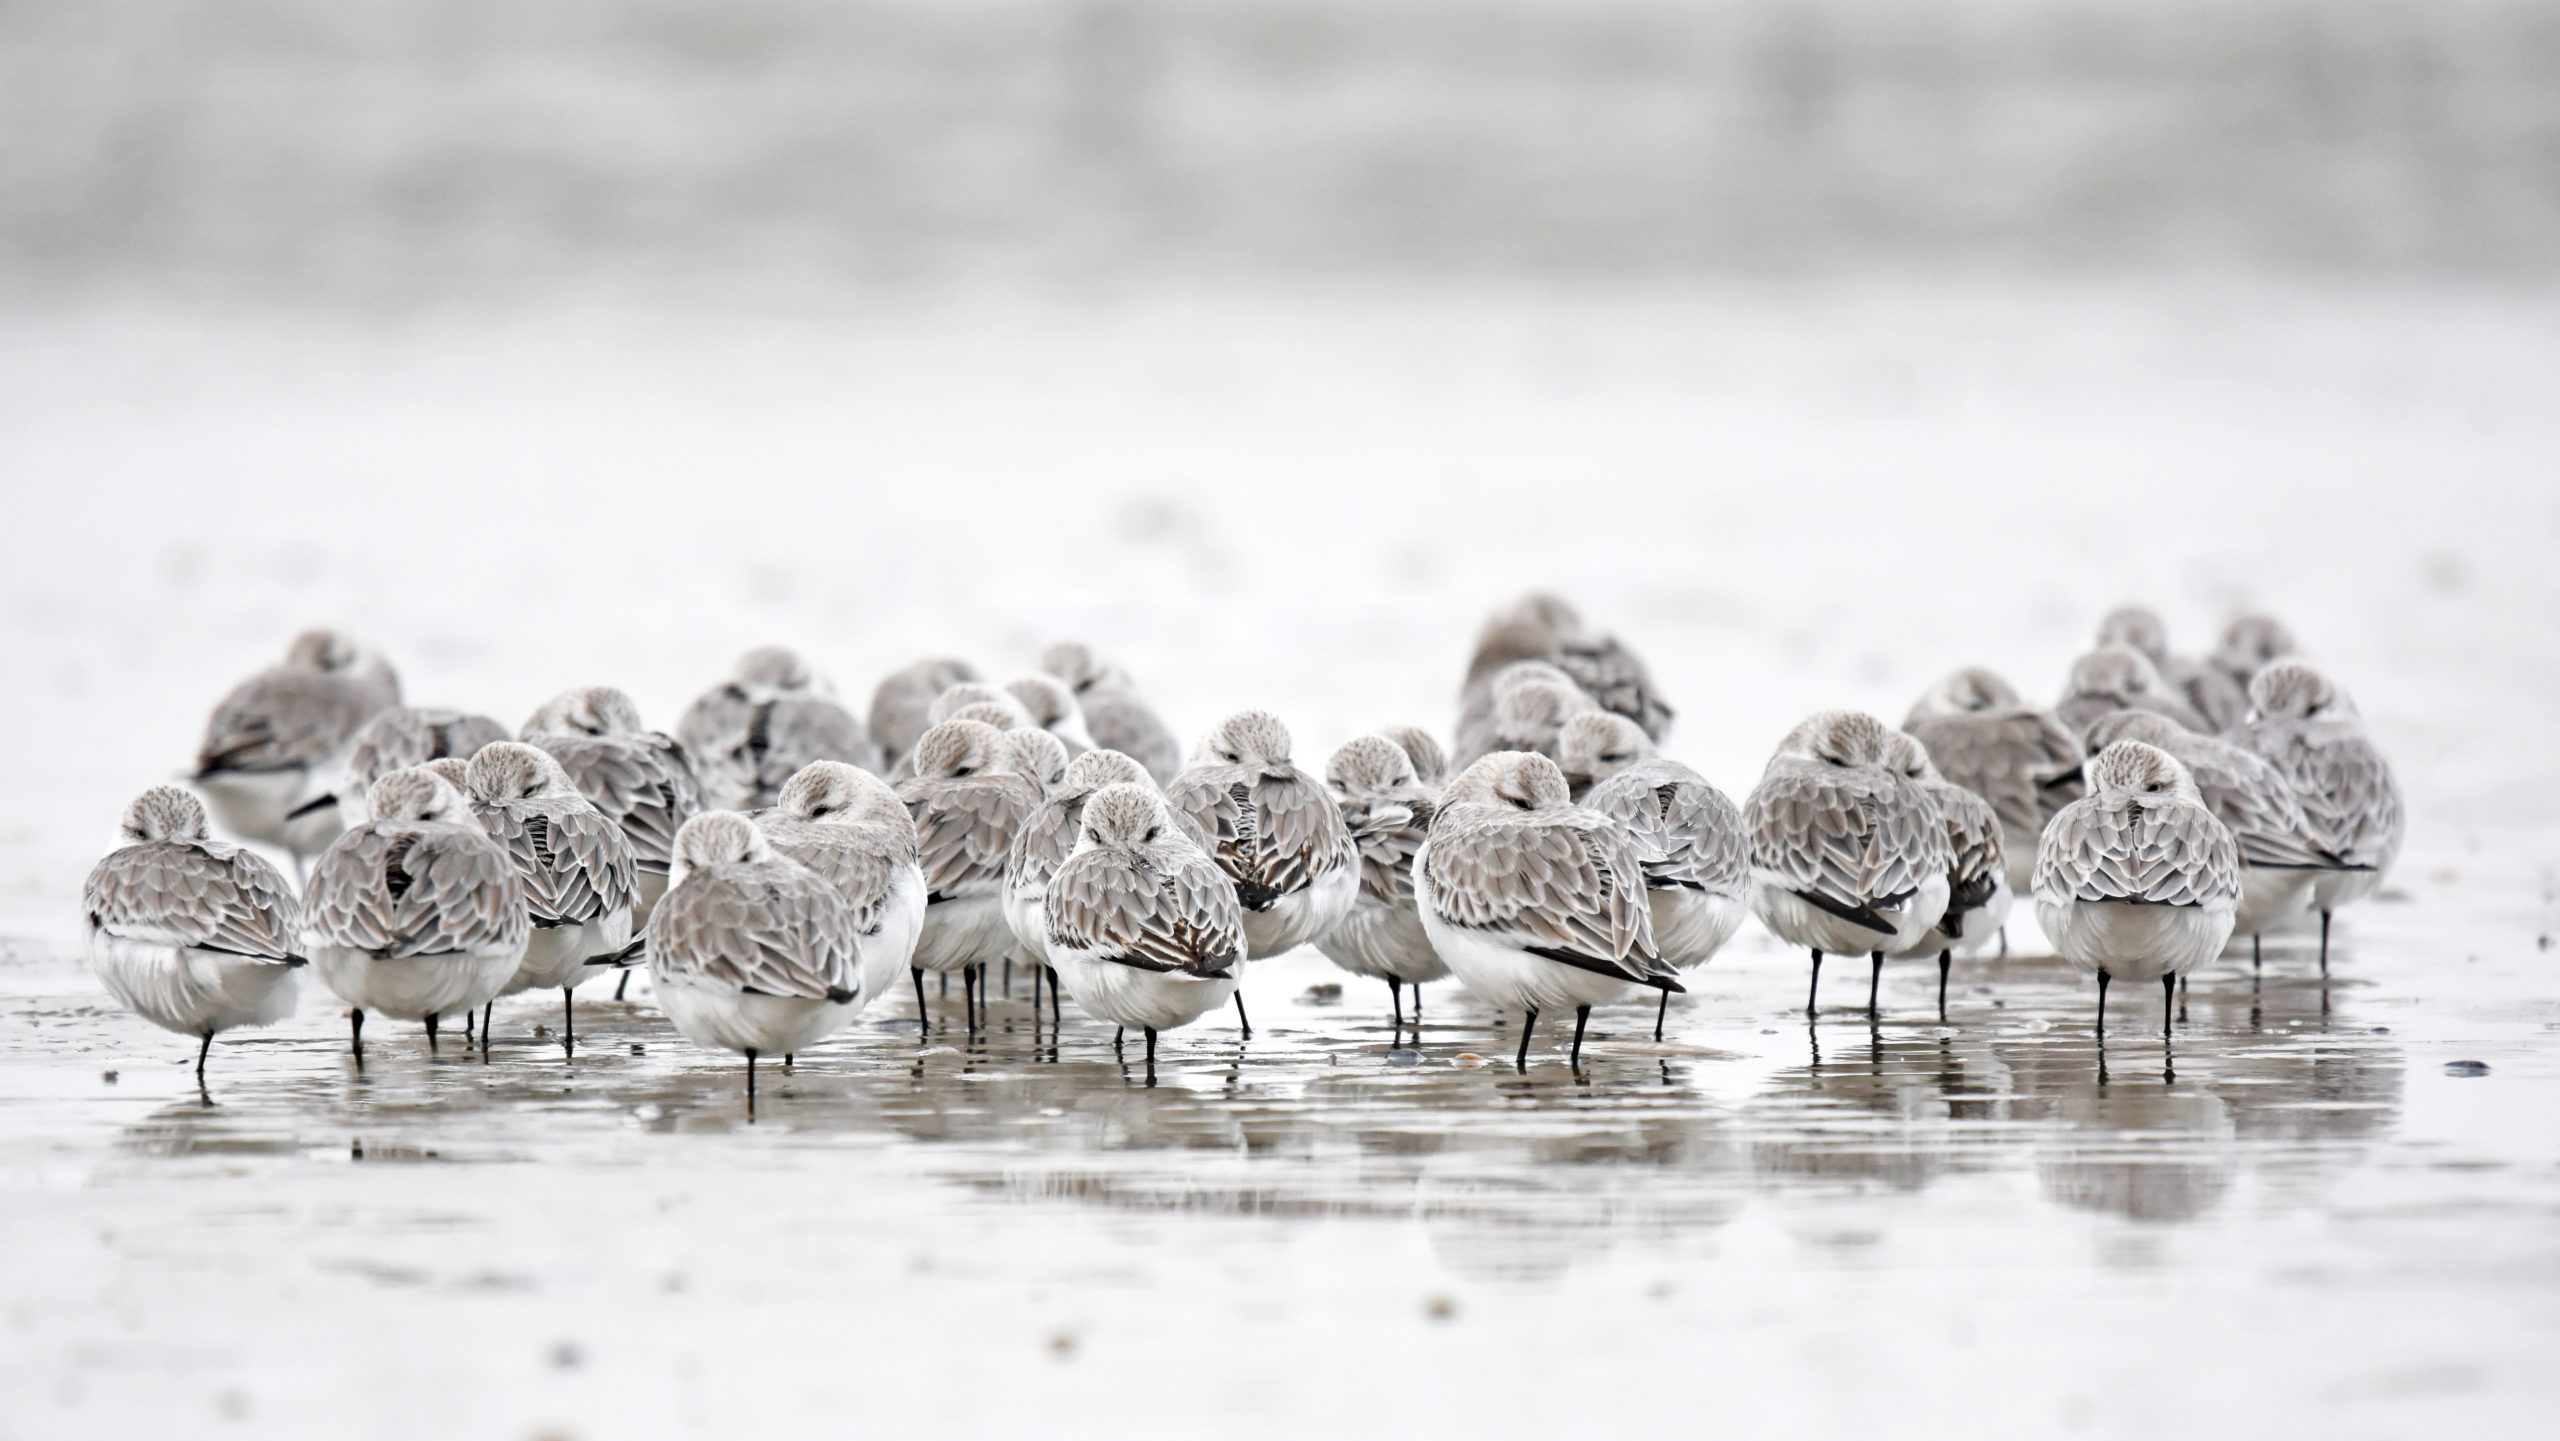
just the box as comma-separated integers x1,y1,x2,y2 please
1902,668,2083,894
2209,613,2298,699
462,742,637,1053
2057,646,2209,739
693,692,882,812
1003,749,1199,1025
1415,751,1677,1069
868,657,981,770
2083,710,2337,963
2098,605,2249,733
1455,674,1600,772
1005,675,1098,756
1380,725,1449,787
2034,741,2240,1036
1881,732,2011,1019
300,768,530,1062
1454,659,1586,764
1040,642,1183,784
751,762,926,1033
647,813,863,1107
1744,711,1951,1018
1313,735,1449,1034
1042,784,1246,1075
1465,592,1674,741
1164,711,1359,1030
2230,661,2404,973
1581,752,1749,1040
191,629,402,873
1555,712,1657,800
336,707,511,826
675,646,832,761
898,719,1045,1033
521,686,703,926
882,685,1034,783
82,786,305,1085
998,727,1070,791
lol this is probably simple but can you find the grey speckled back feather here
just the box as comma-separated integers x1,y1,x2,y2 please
84,840,299,960
2036,795,2242,908
1924,777,2006,928
901,772,1044,902
2234,721,2404,872
651,859,860,999
1044,841,1245,977
753,812,913,935
1745,758,1948,919
346,709,512,795
1164,764,1354,912
1423,804,1665,982
302,821,530,960
1906,710,2084,837
197,668,382,773
1075,685,1182,784
530,732,702,876
472,795,637,926
1584,760,1747,898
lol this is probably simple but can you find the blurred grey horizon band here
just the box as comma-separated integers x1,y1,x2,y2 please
5,0,2554,302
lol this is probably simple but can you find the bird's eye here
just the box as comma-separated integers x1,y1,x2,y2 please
953,765,974,777
810,804,836,818
1143,826,1161,843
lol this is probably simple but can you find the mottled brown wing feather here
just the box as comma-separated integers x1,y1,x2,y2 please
536,733,701,874
902,774,1040,902
475,798,637,925
2035,798,2242,907
84,842,300,959
1044,850,1244,976
1424,811,1658,978
303,823,530,958
652,861,858,998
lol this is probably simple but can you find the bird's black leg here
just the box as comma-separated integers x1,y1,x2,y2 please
1144,1027,1158,1086
1516,1007,1538,1071
912,967,930,1037
1997,929,2008,960
196,1032,213,1083
1413,985,1423,1028
1867,952,1883,1018
2162,973,2177,1038
350,1007,365,1066
1654,989,1668,1044
562,988,575,1056
2318,911,2332,977
462,1007,473,1043
1937,949,1952,1022
745,1049,758,1111
1234,992,1252,1039
614,971,631,1002
481,1002,493,1060
1030,963,1044,1029
1046,967,1061,1025
1389,978,1403,1034
1114,1025,1125,1058
425,1012,439,1055
1807,951,1823,1017
1004,955,1013,998
1570,1005,1592,1069
2096,968,2111,1036
2253,932,2262,972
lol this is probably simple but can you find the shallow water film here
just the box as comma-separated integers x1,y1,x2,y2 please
6,868,2554,1437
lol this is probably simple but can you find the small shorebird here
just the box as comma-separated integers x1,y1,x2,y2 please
1006,750,1210,1024
1313,735,1449,1034
1554,712,1656,801
1903,667,2083,894
192,629,401,874
647,813,863,1107
83,786,305,1085
1164,711,1358,1037
998,727,1070,792
336,707,511,825
2056,646,2209,739
675,646,832,762
1880,732,2011,1020
694,693,881,811
1744,711,1951,1018
522,686,704,927
1004,674,1099,757
2208,613,2298,700
2034,741,2240,1037
1380,725,1449,787
1455,676,1599,772
462,743,637,1052
1043,784,1247,1073
300,768,529,1062
2097,605,2249,733
752,762,926,1013
1040,642,1184,785
868,657,981,770
2084,710,2339,964
1415,751,1678,1069
2230,661,2403,974
1582,752,1749,1039
1454,659,1588,767
899,719,1044,1033
1462,592,1674,742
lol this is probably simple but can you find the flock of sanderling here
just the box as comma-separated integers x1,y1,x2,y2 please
80,595,2403,1100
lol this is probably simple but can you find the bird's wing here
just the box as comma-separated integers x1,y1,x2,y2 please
304,824,528,959
1745,764,1925,927
1249,770,1355,901
538,734,700,874
1423,813,1658,979
1339,794,1431,906
2034,799,2241,907
84,843,299,960
2289,735,2405,871
478,799,636,924
1043,850,1244,977
903,776,1038,902
1589,763,1747,895
1079,687,1181,783
1005,798,1081,890
653,863,858,999
197,670,376,772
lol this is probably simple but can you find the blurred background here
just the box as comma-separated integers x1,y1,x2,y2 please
2,0,2555,924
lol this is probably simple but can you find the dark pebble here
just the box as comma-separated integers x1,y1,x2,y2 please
2444,1060,2490,1077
